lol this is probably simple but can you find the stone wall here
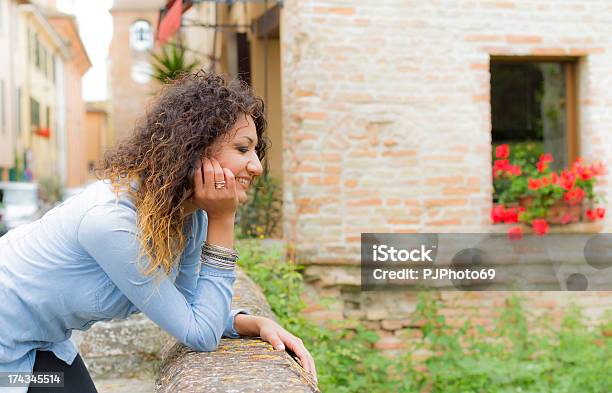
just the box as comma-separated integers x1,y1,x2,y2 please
155,269,319,392
280,0,612,337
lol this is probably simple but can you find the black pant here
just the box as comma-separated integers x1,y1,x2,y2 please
27,351,98,393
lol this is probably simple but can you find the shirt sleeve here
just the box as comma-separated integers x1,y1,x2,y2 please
174,211,248,338
78,204,236,351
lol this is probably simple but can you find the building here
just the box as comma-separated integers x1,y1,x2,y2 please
0,0,19,178
84,101,110,181
279,0,612,339
14,2,69,182
108,0,165,142
0,0,92,191
47,10,92,187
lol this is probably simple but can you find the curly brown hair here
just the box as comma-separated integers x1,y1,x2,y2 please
99,71,268,276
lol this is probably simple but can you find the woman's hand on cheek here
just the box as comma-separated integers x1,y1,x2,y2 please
191,158,239,219
257,317,318,383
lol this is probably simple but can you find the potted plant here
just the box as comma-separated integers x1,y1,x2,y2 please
491,144,606,236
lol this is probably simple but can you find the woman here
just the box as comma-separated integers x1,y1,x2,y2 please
0,72,316,392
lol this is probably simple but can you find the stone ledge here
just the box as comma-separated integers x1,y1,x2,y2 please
155,268,320,393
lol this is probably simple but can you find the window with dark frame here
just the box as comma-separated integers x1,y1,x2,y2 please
34,33,40,69
30,97,39,130
490,58,578,171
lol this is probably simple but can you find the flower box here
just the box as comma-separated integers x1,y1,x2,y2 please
492,144,606,236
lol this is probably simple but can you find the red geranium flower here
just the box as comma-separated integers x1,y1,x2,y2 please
596,207,606,219
531,219,549,236
586,209,597,221
491,205,506,224
504,207,519,223
560,170,576,191
495,144,510,159
528,178,541,190
563,187,585,206
539,153,553,164
508,164,521,176
508,226,523,241
537,161,548,173
550,172,559,185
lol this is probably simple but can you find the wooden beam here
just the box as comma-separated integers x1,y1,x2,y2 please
254,4,280,39
566,62,579,165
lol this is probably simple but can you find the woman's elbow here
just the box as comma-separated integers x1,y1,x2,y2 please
186,327,222,352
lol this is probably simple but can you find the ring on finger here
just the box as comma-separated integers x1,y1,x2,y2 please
214,180,226,189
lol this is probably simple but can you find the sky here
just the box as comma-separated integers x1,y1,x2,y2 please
56,0,113,102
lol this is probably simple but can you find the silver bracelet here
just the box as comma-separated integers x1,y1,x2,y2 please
202,242,239,259
201,242,239,270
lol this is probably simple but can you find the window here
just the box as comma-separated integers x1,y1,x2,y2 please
42,47,47,77
129,20,153,52
491,59,577,171
34,33,40,68
16,87,21,135
30,97,40,130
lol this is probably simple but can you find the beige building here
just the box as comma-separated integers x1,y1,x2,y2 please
48,11,92,187
84,102,110,182
0,1,93,188
15,3,69,182
108,0,165,142
0,0,19,178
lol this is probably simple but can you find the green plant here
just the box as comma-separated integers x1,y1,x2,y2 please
150,42,199,84
238,241,612,392
236,240,416,392
38,175,63,204
235,174,282,239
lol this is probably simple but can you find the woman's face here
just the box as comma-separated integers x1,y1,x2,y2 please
211,114,263,203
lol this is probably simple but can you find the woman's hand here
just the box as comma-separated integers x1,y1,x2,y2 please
235,315,318,383
191,158,239,220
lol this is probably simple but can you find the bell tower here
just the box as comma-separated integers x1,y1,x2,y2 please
108,0,165,142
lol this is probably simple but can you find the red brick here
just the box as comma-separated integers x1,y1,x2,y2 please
472,94,489,102
347,198,382,207
529,47,567,55
381,149,417,158
569,47,605,55
302,111,328,120
313,7,356,15
425,198,467,208
344,179,358,188
506,35,542,44
295,164,320,173
470,63,489,70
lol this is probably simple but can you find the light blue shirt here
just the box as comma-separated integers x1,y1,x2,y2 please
0,180,244,388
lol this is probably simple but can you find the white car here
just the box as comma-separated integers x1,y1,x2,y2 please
0,182,41,231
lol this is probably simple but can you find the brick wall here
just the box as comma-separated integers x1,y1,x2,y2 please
281,0,612,335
